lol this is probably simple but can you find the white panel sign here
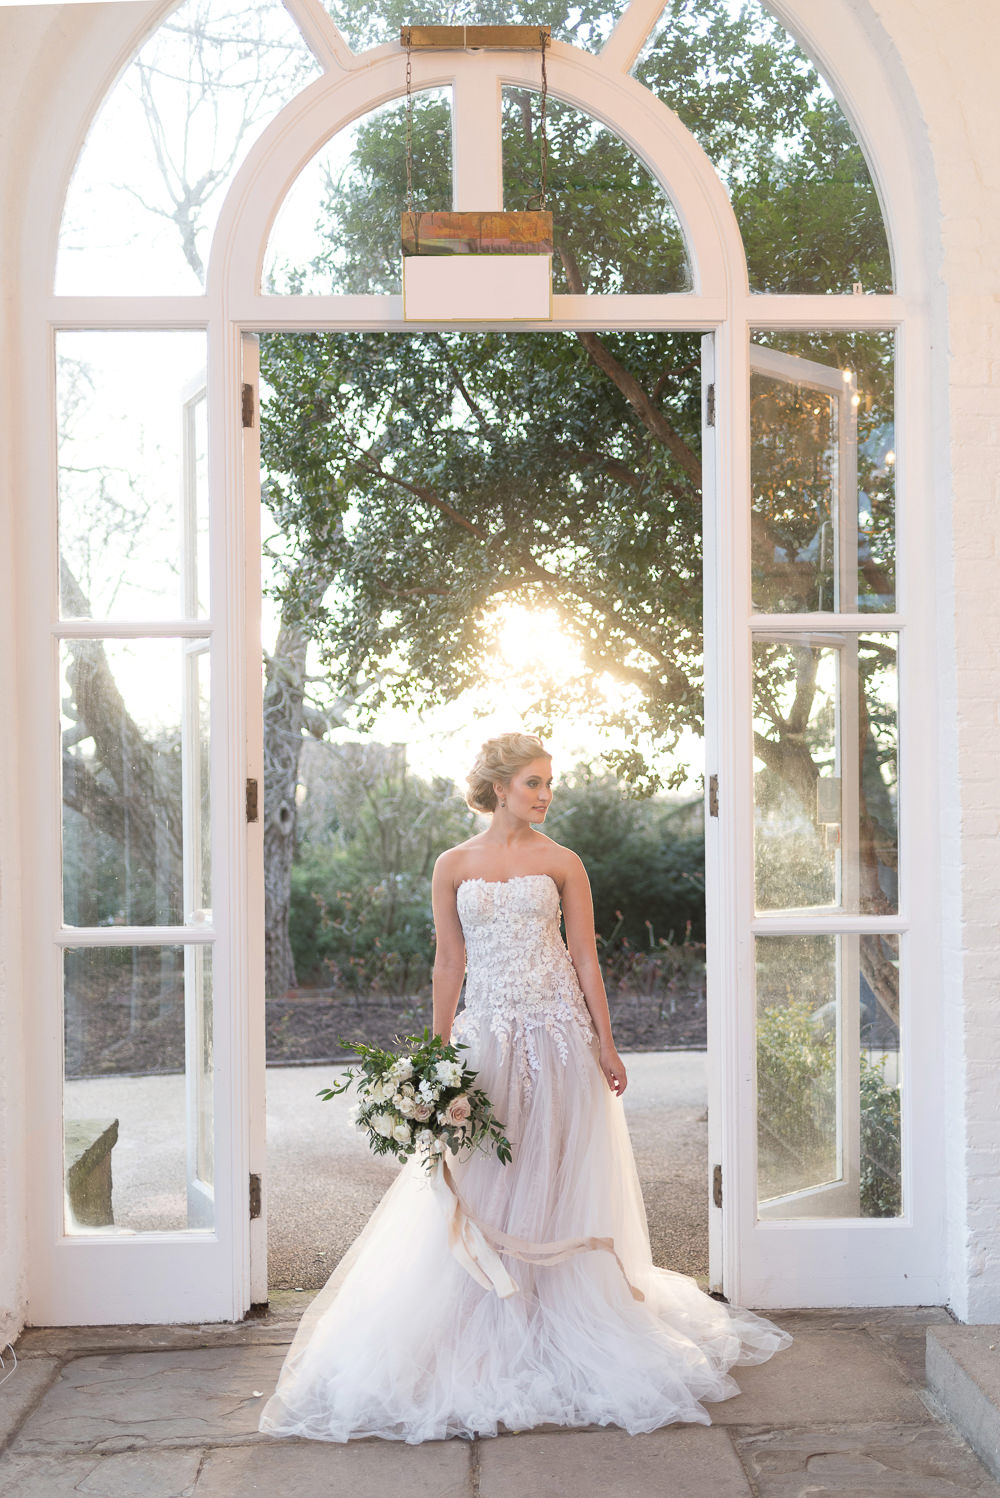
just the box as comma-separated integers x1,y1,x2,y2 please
403,255,552,322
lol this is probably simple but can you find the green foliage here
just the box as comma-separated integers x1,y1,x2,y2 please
757,999,837,1200
317,0,626,56
860,1053,902,1218
501,93,691,294
289,742,475,992
289,749,706,1000
291,856,437,995
757,999,901,1217
634,0,891,294
545,772,705,944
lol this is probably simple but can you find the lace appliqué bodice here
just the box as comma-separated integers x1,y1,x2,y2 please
454,874,595,1093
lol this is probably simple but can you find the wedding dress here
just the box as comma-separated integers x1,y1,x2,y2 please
259,873,790,1443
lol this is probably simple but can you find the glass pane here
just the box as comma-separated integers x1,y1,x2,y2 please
264,91,451,295
62,639,211,927
321,0,627,56
633,0,892,294
756,934,901,1219
501,91,691,294
753,633,898,915
58,332,209,620
63,946,214,1233
750,333,895,613
57,0,320,294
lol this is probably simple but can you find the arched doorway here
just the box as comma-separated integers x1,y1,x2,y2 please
23,0,942,1323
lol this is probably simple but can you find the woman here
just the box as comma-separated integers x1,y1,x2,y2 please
260,732,789,1443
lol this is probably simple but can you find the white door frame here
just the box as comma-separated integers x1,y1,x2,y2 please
19,0,941,1322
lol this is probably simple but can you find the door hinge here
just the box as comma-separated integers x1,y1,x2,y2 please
713,1163,723,1209
246,777,259,823
241,382,255,428
709,774,719,818
249,1173,262,1220
706,383,716,427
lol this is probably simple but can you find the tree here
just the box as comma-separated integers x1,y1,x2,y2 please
289,740,476,992
259,1,899,1018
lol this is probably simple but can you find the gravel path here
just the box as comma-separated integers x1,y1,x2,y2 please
266,1051,709,1292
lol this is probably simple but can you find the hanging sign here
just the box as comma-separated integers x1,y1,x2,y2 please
402,211,553,322
400,24,554,322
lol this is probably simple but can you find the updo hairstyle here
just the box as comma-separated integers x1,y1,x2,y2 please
465,732,550,814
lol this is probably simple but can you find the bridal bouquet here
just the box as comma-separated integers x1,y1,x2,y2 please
318,1028,512,1173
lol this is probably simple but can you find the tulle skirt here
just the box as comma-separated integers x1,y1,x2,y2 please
259,1017,790,1443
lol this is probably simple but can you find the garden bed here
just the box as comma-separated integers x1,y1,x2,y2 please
265,981,708,1064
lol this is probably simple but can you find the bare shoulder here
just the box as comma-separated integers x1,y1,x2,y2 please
549,843,590,892
433,837,484,888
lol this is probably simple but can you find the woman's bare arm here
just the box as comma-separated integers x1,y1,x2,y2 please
561,854,628,1096
431,855,466,1045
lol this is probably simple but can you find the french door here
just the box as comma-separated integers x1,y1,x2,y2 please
26,14,942,1323
704,329,943,1308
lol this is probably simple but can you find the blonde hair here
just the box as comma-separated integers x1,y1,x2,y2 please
465,732,550,813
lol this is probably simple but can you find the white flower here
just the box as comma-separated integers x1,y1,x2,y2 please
418,1079,441,1103
368,1079,389,1104
395,1093,418,1118
392,1120,412,1145
389,1057,414,1083
433,1060,464,1088
371,1112,394,1137
417,1127,443,1156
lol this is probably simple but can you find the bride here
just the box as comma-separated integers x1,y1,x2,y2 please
259,732,790,1443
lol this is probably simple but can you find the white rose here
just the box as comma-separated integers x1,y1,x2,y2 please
413,1101,433,1122
396,1094,417,1118
392,1120,412,1145
433,1060,463,1088
369,1079,388,1104
371,1112,394,1137
389,1058,414,1082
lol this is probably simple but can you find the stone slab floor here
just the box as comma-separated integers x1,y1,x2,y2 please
2,1303,999,1496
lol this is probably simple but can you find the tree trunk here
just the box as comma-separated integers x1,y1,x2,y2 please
262,613,310,997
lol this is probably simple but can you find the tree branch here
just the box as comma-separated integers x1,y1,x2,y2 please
559,246,702,486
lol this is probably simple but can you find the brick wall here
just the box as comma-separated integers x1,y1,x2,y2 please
862,0,1000,1319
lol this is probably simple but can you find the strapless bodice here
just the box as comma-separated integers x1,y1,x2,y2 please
454,874,594,1090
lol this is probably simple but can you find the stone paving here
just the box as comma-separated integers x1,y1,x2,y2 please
3,1302,1000,1496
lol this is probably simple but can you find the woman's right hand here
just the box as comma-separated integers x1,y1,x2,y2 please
599,1042,628,1097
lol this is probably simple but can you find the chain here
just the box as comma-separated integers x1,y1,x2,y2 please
404,28,414,215
527,29,549,211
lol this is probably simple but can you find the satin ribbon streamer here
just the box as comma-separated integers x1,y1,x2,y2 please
430,1156,645,1303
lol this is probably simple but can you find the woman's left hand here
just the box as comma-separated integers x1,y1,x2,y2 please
599,1043,628,1096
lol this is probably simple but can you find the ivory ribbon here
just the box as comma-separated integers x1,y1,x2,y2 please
430,1156,645,1303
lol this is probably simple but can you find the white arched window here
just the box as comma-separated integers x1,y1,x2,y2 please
22,0,939,1323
